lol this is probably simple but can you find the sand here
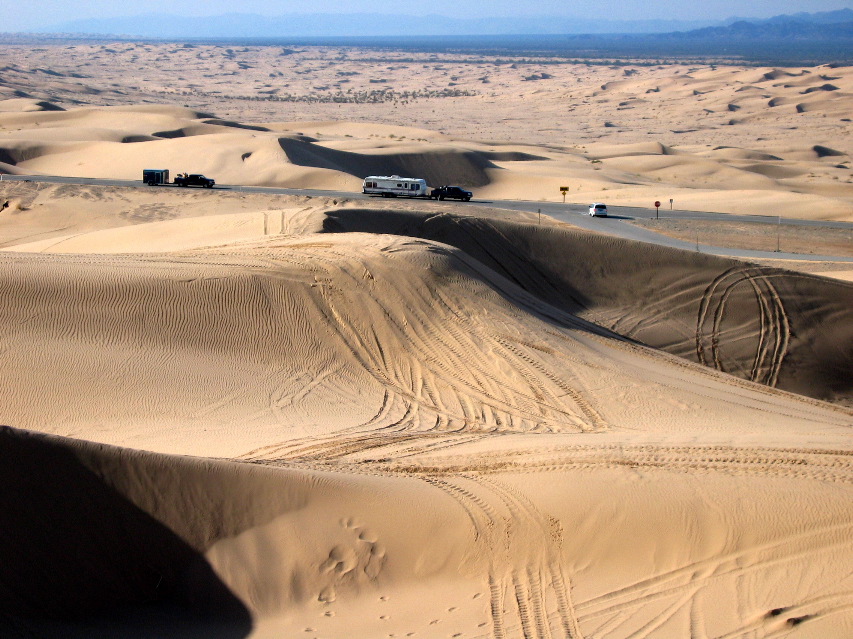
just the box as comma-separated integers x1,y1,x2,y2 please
1,44,852,219
0,43,851,638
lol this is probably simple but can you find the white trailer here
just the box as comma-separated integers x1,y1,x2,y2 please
362,175,428,198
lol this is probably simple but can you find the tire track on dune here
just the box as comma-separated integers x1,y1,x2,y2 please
240,444,851,635
476,474,583,639
309,246,538,432
606,276,699,341
408,444,853,485
578,319,852,425
237,430,489,464
755,271,790,389
418,286,598,432
696,267,790,387
298,245,605,434
713,591,853,639
417,470,586,638
491,335,607,433
398,272,598,432
445,216,587,315
577,523,853,632
418,475,518,639
244,442,853,487
419,476,519,638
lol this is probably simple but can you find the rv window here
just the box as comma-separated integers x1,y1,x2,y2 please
397,184,402,188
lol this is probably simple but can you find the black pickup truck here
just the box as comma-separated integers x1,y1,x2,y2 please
429,185,472,201
174,173,215,188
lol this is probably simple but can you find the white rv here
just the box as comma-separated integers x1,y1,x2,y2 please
362,175,428,198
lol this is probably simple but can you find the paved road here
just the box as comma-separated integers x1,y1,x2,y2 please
3,174,851,262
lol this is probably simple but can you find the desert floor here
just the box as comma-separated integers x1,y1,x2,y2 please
0,42,851,638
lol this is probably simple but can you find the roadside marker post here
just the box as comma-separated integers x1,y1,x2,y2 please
776,215,781,252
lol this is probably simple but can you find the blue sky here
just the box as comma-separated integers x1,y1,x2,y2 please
4,0,852,32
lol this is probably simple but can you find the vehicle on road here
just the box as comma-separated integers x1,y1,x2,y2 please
589,203,608,217
142,169,169,186
430,185,472,201
174,173,215,188
142,170,215,188
362,175,428,198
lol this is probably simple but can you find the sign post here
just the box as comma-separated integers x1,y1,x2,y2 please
776,215,781,252
654,200,661,219
559,186,568,203
669,198,673,210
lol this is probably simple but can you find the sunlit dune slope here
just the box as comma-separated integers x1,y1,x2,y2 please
1,200,851,638
4,414,853,637
1,216,850,458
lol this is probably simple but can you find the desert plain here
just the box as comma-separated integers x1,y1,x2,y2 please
0,40,852,638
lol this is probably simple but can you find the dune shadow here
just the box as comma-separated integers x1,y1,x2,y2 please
278,137,495,187
322,207,595,317
0,426,253,637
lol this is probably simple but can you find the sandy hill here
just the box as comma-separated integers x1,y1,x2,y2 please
0,49,851,638
0,96,851,220
0,179,850,636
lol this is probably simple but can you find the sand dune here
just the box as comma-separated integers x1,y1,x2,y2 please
0,45,852,638
323,208,853,405
0,186,850,637
1,53,852,220
5,421,853,638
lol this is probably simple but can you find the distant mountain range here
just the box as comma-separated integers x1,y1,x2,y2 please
33,9,853,40
38,14,716,38
727,9,853,26
675,9,853,39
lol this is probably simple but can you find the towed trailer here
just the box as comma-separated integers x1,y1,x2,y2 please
362,175,428,198
142,169,169,186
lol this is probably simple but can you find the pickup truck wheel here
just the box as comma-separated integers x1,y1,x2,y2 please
439,195,445,201
464,197,470,202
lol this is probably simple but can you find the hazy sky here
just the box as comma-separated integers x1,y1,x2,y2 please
5,0,853,31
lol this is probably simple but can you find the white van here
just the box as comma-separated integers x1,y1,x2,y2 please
362,175,429,198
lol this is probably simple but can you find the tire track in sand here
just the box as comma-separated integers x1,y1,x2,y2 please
696,267,790,387
422,473,584,639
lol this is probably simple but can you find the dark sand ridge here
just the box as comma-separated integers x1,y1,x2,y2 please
323,208,853,405
278,137,500,187
0,426,474,637
0,426,252,627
